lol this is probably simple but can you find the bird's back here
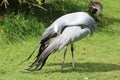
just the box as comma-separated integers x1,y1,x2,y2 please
51,12,95,33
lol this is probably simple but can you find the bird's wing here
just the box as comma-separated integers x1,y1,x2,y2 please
28,26,91,70
40,27,56,43
40,12,96,43
52,12,96,34
58,26,91,50
20,27,56,65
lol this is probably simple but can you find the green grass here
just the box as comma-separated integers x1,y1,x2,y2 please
0,0,90,43
0,12,45,43
0,0,120,80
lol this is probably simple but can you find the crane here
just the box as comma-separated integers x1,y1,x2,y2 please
25,12,96,71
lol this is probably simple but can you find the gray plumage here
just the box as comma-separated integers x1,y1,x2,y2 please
40,12,96,43
26,12,96,71
28,26,95,70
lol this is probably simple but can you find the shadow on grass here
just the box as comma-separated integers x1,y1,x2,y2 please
44,62,120,73
94,14,120,36
96,14,120,27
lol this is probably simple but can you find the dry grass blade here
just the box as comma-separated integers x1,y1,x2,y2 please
0,0,9,8
24,1,47,11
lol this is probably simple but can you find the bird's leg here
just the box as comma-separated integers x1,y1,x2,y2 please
61,44,68,71
71,43,75,70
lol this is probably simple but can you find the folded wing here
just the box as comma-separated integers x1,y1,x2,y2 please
29,26,91,70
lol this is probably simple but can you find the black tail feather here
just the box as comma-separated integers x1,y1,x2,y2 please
36,43,45,58
28,33,59,71
28,46,55,71
27,54,49,71
37,54,50,70
27,43,48,70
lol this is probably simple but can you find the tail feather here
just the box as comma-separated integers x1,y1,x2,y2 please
19,41,47,66
28,43,46,68
35,43,45,59
28,36,61,70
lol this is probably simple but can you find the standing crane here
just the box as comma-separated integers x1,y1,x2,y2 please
25,12,96,71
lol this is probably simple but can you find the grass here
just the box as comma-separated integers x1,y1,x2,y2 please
0,0,120,80
0,12,45,43
0,0,90,43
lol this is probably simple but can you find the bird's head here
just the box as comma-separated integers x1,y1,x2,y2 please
91,7,98,14
88,1,103,15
